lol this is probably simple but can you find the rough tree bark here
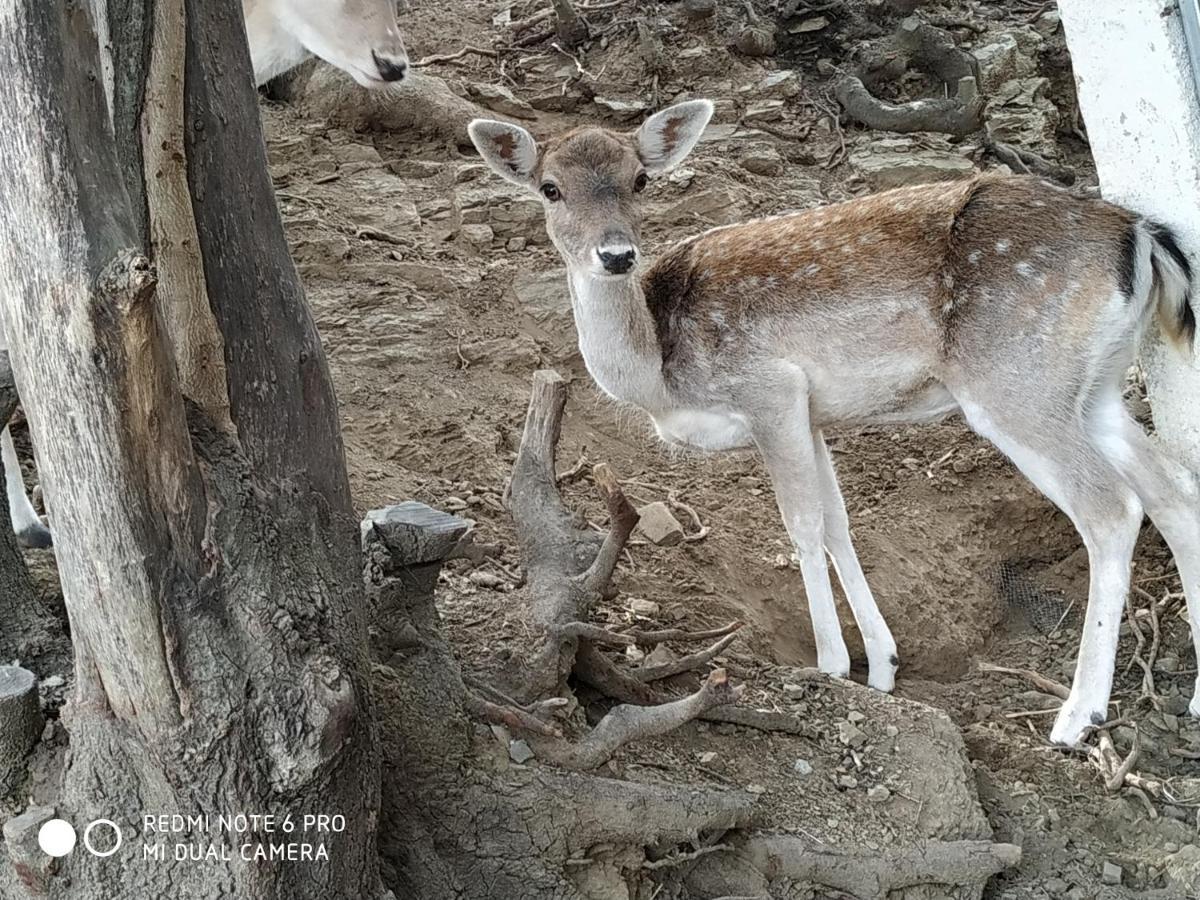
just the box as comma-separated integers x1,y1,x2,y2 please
0,2,385,898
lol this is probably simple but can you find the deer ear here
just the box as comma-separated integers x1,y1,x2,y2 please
635,99,713,175
468,119,540,190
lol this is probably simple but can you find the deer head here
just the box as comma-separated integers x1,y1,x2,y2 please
264,0,409,87
469,100,713,277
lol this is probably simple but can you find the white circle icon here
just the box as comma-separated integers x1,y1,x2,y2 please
83,819,123,858
37,819,77,857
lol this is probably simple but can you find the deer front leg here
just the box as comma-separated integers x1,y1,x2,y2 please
813,430,898,691
752,390,850,680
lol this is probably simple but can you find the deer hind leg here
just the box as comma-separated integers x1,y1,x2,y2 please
752,400,851,679
1091,394,1200,717
958,399,1144,746
813,429,898,691
1,425,51,549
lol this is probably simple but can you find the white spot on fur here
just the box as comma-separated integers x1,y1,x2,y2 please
967,250,982,265
1015,261,1036,277
804,263,820,276
995,239,1011,254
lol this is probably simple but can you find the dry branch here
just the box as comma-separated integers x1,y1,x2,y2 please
978,662,1070,700
835,75,984,136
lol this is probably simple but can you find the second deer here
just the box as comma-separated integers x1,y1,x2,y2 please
469,99,1199,747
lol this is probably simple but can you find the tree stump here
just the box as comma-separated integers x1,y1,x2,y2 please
0,666,42,793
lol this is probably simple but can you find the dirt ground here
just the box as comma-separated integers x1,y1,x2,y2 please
9,0,1199,896
254,0,1200,896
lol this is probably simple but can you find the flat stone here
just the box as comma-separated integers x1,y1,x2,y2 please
509,740,535,764
838,720,868,748
636,502,685,546
849,138,976,189
739,144,785,177
792,758,813,776
467,82,537,120
867,785,891,803
461,224,495,247
629,598,661,616
362,502,469,565
1102,862,1122,885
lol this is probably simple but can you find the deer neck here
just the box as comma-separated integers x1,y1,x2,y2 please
567,268,669,412
243,1,310,86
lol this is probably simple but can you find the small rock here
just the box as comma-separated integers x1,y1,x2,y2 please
1157,653,1180,673
742,100,786,123
698,751,718,764
847,710,866,724
867,785,890,803
461,224,495,248
668,166,696,188
837,774,859,789
885,725,900,738
760,70,801,99
644,645,676,668
816,58,835,76
506,237,527,252
792,758,813,776
636,501,685,546
509,740,535,764
838,720,868,748
746,783,767,794
593,96,649,118
1045,878,1069,894
738,145,785,177
625,644,646,664
467,82,537,120
468,571,505,590
783,682,806,698
1101,862,1122,886
629,598,661,616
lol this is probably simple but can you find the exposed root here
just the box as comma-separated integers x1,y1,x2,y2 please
835,74,983,137
464,690,563,738
530,669,741,769
978,662,1069,700
634,632,740,682
984,137,1075,185
508,371,641,699
685,835,1021,899
576,641,810,735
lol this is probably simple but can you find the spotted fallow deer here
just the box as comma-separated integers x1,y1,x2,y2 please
468,99,1200,746
243,0,409,87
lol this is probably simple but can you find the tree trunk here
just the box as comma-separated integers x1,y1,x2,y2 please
0,3,385,898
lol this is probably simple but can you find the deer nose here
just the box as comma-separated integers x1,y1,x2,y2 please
372,51,408,82
598,245,637,275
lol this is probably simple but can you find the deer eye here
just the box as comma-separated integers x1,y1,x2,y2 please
634,173,648,193
540,182,562,202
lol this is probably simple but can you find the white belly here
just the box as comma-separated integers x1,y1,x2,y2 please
652,408,754,452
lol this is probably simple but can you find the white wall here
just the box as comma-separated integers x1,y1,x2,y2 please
1059,0,1200,471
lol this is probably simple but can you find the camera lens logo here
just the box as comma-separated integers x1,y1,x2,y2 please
37,820,76,857
37,819,123,858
